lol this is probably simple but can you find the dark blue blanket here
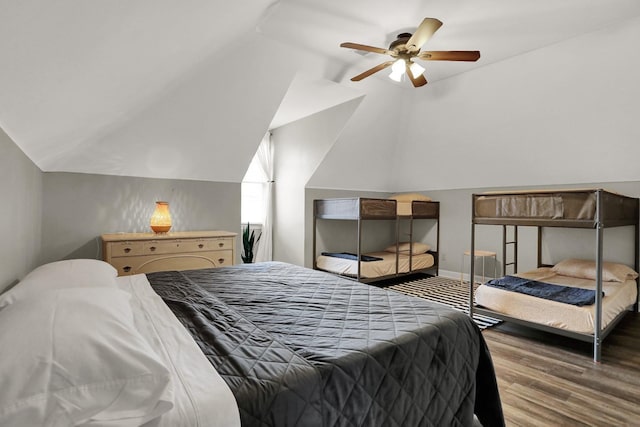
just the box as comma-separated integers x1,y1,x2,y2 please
485,275,600,306
321,252,384,262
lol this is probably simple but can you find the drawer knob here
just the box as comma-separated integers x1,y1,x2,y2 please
124,248,131,253
218,258,225,264
198,244,204,249
149,246,156,252
123,266,131,273
218,242,224,247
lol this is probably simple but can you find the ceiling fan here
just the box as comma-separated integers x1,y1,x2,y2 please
340,17,480,87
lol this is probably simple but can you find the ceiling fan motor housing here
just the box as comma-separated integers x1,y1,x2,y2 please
389,33,413,53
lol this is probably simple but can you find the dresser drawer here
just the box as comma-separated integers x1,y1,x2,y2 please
111,250,234,275
108,241,145,256
110,256,147,275
206,237,234,251
209,250,233,267
143,239,212,255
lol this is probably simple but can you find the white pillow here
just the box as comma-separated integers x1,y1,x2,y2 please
0,288,173,426
552,258,639,283
384,242,431,255
0,259,117,309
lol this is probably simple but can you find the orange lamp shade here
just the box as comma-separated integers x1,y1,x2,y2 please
150,201,172,233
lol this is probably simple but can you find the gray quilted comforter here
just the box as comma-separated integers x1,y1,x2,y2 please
147,262,503,427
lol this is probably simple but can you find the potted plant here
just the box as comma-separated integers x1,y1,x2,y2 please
242,222,261,263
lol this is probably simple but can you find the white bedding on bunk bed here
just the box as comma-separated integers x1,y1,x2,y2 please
475,267,637,334
316,251,434,278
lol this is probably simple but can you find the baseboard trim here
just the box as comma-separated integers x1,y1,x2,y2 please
439,269,497,284
438,269,461,280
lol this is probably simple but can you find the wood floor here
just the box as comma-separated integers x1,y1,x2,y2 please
482,312,640,426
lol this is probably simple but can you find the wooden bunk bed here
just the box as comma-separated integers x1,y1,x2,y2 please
469,188,639,362
313,197,440,283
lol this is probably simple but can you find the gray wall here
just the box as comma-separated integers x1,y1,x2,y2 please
306,182,640,279
41,172,241,265
0,130,42,292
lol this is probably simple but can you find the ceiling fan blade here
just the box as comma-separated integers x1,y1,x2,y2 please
406,61,427,87
350,61,394,81
406,18,443,53
340,42,391,55
417,51,481,61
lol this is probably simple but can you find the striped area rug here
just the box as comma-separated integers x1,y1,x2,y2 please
388,276,502,330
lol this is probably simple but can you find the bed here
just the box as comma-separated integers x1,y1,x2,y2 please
315,250,434,279
313,196,439,282
469,188,639,362
0,259,504,427
475,263,638,334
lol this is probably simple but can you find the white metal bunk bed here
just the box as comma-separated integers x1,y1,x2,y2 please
313,197,440,283
469,188,639,362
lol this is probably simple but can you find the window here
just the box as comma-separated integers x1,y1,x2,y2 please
241,151,266,225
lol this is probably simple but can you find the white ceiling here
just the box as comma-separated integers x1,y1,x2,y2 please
1,0,640,182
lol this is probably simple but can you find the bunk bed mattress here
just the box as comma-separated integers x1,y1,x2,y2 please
146,262,503,427
316,251,434,278
475,267,637,333
475,191,598,219
397,201,414,216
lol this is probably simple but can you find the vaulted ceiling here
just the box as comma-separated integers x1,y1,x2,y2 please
1,1,640,187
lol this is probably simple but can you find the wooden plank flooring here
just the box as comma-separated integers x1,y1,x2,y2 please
482,312,640,426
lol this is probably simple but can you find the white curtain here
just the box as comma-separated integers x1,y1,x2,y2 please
254,132,273,262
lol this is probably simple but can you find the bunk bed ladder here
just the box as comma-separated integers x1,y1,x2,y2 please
502,225,518,275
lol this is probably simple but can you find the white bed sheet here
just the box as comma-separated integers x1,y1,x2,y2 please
475,267,638,334
316,251,434,278
116,274,241,427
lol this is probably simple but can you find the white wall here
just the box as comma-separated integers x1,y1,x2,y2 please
0,130,42,292
390,15,640,191
307,78,412,192
45,33,296,183
273,97,363,265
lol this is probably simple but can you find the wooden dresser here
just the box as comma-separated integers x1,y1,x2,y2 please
101,230,237,276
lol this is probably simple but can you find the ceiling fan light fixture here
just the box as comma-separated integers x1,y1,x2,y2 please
389,70,403,82
409,62,425,78
391,59,405,74
389,59,406,81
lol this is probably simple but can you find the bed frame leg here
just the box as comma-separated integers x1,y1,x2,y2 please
593,191,604,364
470,222,476,318
594,337,602,364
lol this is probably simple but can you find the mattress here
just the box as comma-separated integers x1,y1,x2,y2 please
146,262,504,427
475,267,638,334
396,200,439,217
475,191,596,220
474,189,638,223
116,274,240,427
316,251,434,278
